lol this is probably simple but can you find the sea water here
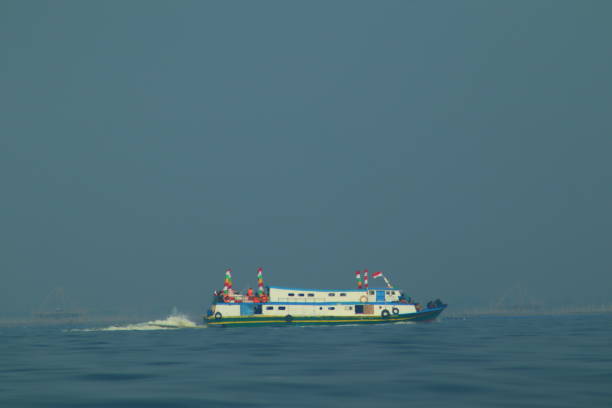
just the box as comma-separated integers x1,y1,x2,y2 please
1,313,611,407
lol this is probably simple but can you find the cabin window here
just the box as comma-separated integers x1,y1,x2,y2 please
340,293,347,297
278,306,286,310
308,293,314,297
266,306,274,310
298,293,305,297
328,307,335,310
369,290,375,295
288,293,295,296
328,293,335,297
319,307,323,310
355,305,364,314
386,291,391,295
391,291,396,295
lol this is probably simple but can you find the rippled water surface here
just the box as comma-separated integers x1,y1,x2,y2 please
1,314,611,407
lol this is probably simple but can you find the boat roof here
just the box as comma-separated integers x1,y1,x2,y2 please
269,286,396,293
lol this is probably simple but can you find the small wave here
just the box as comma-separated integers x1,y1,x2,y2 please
72,314,201,332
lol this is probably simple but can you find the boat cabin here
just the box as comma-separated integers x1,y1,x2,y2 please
269,287,402,303
208,286,415,319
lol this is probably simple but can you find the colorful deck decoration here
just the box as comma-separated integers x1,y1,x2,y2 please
257,268,264,296
222,269,232,294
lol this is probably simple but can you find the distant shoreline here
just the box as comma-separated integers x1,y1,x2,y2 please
0,314,164,328
446,304,612,318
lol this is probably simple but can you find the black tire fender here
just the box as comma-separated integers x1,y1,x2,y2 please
214,312,223,320
392,307,400,315
285,314,293,323
381,309,390,318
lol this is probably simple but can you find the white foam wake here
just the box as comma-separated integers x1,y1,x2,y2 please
72,314,201,332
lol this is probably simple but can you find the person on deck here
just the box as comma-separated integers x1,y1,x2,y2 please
247,288,254,298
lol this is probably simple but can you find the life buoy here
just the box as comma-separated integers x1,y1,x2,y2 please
285,314,293,323
392,307,400,315
359,295,368,303
381,309,390,318
214,312,222,320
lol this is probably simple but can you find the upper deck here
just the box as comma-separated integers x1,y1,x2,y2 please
268,286,403,303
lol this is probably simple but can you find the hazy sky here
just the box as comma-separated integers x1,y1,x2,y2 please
1,1,611,317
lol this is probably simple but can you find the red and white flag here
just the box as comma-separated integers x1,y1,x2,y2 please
372,271,383,279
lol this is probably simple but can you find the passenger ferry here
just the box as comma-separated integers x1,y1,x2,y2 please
204,269,447,327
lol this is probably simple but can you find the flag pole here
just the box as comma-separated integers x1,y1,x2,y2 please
372,271,393,288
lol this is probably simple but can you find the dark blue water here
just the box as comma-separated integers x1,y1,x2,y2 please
1,314,611,407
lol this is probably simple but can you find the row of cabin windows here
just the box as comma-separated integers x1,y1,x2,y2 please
289,291,397,297
284,291,398,298
265,306,345,311
368,290,397,295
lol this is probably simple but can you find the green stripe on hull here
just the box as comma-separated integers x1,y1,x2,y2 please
205,308,444,327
